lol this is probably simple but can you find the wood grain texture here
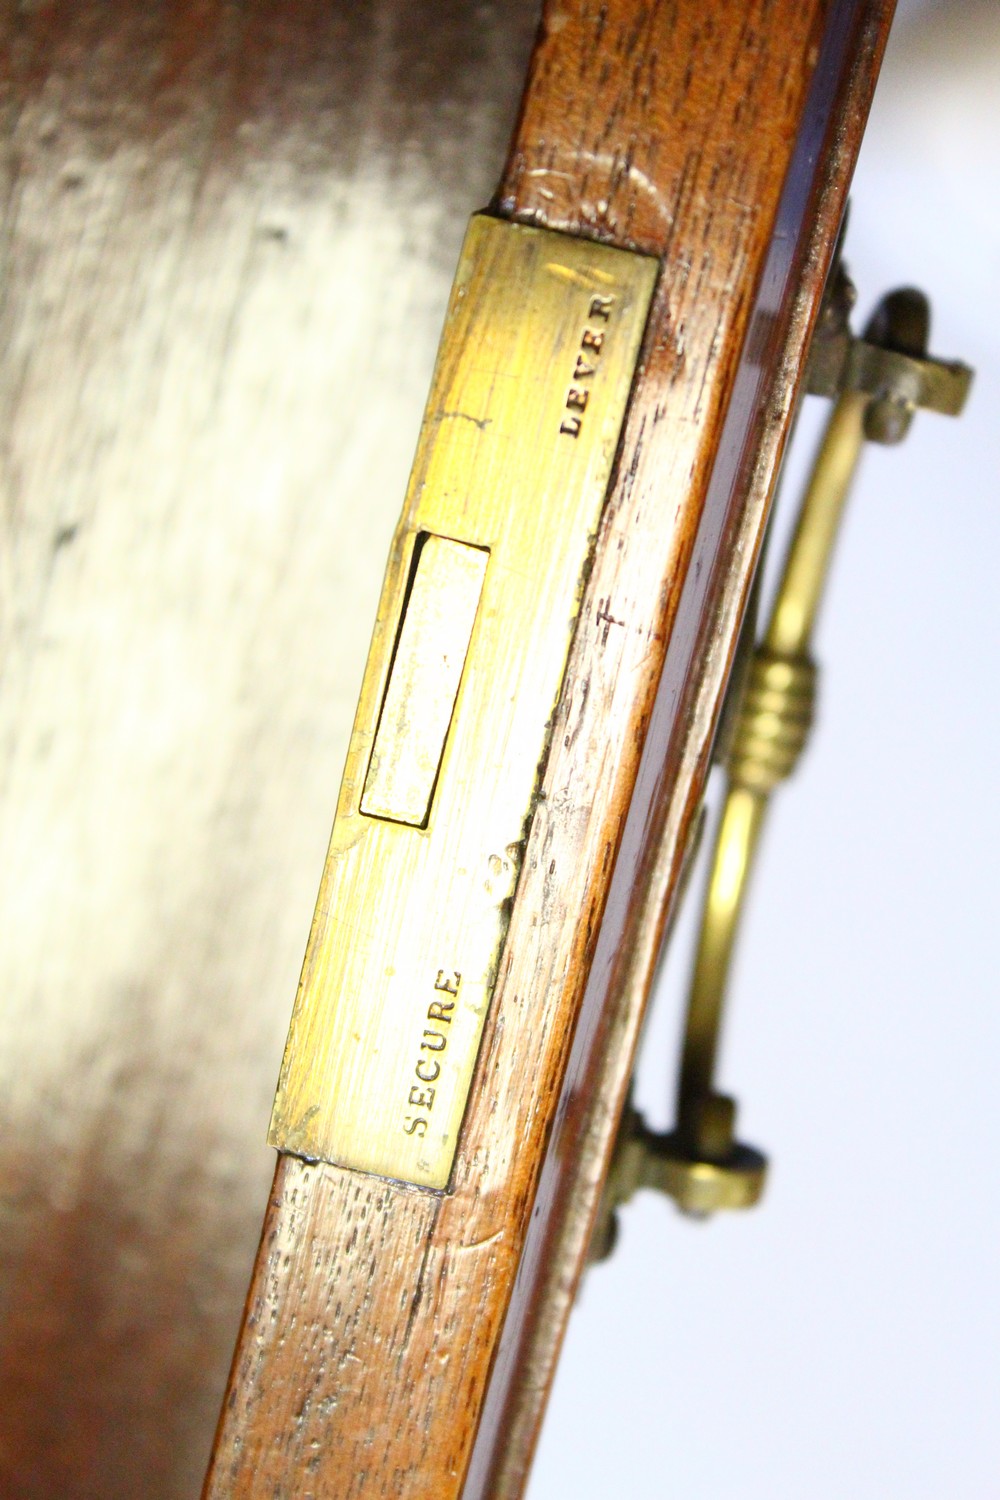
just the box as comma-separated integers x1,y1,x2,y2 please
0,5,538,1498
471,5,894,1491
202,4,892,1497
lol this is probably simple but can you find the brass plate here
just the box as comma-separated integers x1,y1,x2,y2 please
270,215,656,1187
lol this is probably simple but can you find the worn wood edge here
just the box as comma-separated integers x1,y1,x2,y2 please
468,2,897,1494
201,6,853,1495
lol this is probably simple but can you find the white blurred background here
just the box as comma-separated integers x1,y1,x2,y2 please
530,2,1000,1495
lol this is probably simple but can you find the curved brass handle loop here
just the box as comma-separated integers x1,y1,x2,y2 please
662,388,865,1215
594,275,973,1250
657,285,972,1216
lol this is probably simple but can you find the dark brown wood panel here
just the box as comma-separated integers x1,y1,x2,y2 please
0,6,538,1498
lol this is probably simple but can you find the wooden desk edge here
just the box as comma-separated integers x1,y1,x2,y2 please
470,4,894,1493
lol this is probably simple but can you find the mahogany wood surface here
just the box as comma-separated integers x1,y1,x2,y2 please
204,4,891,1497
0,5,538,1498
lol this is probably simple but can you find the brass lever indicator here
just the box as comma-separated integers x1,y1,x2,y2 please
594,277,972,1247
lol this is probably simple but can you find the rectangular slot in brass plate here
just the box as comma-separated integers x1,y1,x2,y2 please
270,214,657,1188
361,535,488,828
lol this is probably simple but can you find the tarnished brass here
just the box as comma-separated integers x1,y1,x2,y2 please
270,215,656,1188
808,269,973,441
592,1108,766,1257
595,275,973,1240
